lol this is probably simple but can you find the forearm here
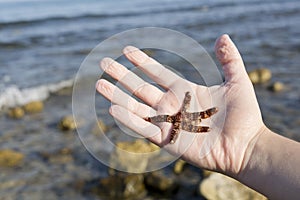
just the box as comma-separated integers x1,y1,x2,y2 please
237,126,300,199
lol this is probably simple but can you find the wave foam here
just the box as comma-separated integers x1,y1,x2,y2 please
0,79,73,110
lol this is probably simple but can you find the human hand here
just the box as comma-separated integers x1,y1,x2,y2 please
96,34,266,177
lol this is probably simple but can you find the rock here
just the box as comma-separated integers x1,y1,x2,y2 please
248,71,260,84
40,148,74,164
258,68,272,83
173,159,186,174
202,169,213,177
58,115,76,131
53,86,73,96
142,49,155,57
199,172,267,200
0,149,24,167
116,139,160,153
92,174,146,200
97,119,107,132
49,154,73,164
110,139,160,173
248,68,272,84
145,171,178,194
92,119,108,135
268,81,285,92
0,179,26,191
7,107,25,119
23,101,44,113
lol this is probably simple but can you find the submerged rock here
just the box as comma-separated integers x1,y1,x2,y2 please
116,139,160,153
40,147,74,164
248,68,272,84
202,169,214,177
91,174,146,200
58,115,76,131
142,49,155,57
0,149,24,167
268,81,285,92
23,101,44,113
7,107,25,119
145,171,179,194
92,119,108,135
110,139,160,173
173,159,186,174
199,172,267,200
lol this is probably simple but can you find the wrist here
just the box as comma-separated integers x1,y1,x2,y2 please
236,125,270,180
235,125,300,199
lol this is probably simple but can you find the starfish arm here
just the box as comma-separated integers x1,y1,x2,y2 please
184,107,218,121
184,112,202,122
181,122,210,132
199,107,218,119
144,115,168,123
170,121,181,144
181,92,191,113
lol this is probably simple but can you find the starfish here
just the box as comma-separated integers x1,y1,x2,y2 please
144,92,218,144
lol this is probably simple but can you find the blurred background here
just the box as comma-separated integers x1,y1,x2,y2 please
0,0,299,199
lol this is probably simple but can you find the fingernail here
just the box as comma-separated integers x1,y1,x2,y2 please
123,45,138,54
123,46,148,62
100,57,113,71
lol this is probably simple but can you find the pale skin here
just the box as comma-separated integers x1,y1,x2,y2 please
96,34,300,199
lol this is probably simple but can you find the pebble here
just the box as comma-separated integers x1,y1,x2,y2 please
23,101,44,113
39,148,74,164
202,169,213,177
268,81,285,92
0,149,24,167
248,68,272,84
91,119,108,135
173,159,186,174
7,107,25,119
58,115,76,131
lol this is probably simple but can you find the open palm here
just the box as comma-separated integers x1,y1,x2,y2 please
96,35,265,175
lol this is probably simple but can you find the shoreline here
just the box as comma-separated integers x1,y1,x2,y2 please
0,70,299,199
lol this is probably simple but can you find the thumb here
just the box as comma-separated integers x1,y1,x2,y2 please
215,34,248,83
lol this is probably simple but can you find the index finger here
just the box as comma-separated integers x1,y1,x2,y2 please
123,46,184,89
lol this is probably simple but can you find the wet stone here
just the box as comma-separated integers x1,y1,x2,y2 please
7,107,25,119
0,149,24,167
199,172,267,200
89,174,147,200
202,169,214,177
173,159,186,174
23,101,44,114
109,139,160,173
145,171,179,195
58,115,76,131
248,68,272,84
91,119,108,135
39,148,74,165
268,81,285,92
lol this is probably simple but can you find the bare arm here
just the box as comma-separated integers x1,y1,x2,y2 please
238,126,300,200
